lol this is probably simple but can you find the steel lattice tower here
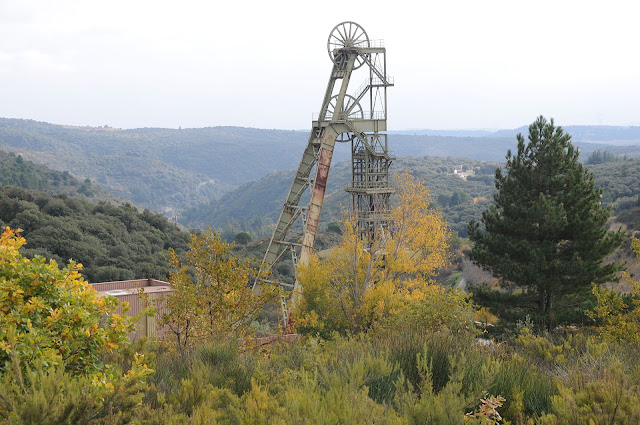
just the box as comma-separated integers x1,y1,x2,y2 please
254,22,393,325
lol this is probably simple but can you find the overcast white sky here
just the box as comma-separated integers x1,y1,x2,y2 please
1,0,638,130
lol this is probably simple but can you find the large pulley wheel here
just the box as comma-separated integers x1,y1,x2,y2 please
327,21,369,70
326,94,363,121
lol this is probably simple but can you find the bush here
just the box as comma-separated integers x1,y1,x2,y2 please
488,355,556,420
326,221,342,234
234,231,252,245
0,227,134,377
0,356,152,424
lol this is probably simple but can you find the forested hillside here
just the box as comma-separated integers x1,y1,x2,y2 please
3,118,640,218
0,118,307,214
389,133,640,160
589,159,640,210
0,185,189,282
0,150,123,204
182,156,502,237
180,161,351,239
393,125,640,143
490,124,640,143
183,155,640,239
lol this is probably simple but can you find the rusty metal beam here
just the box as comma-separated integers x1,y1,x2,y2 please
254,22,393,327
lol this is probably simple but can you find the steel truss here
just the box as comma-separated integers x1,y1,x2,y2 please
254,22,393,326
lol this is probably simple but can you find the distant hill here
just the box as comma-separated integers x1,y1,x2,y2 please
405,125,640,145
0,185,189,282
389,134,640,161
181,156,501,238
180,161,349,239
2,118,640,217
589,159,640,210
491,125,640,144
390,129,497,137
0,149,127,204
0,118,309,214
182,156,640,239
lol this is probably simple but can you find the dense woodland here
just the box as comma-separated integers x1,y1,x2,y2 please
1,118,640,423
2,117,640,218
180,157,501,238
0,118,307,213
181,154,640,238
1,142,639,287
0,150,121,203
0,185,189,282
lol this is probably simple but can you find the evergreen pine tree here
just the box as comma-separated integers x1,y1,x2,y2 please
468,116,623,315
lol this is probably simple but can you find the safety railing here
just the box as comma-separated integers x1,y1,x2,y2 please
312,110,386,121
363,39,385,48
352,77,394,101
353,146,393,156
347,181,392,189
352,210,392,221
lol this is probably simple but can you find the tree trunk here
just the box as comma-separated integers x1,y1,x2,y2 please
545,292,553,313
539,290,547,315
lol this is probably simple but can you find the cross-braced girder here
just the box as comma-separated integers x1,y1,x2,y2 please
254,22,393,327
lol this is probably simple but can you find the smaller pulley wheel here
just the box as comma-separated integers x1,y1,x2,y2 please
327,21,369,70
326,94,364,121
335,133,355,143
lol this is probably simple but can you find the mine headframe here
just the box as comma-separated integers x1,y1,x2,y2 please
254,22,394,326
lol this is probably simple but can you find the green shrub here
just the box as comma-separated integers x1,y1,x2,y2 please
234,231,252,245
195,340,256,395
488,355,556,420
0,356,152,424
326,221,342,234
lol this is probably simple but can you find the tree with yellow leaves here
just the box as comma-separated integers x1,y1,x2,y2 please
296,172,452,336
162,230,278,351
589,238,640,345
0,227,157,423
0,227,134,378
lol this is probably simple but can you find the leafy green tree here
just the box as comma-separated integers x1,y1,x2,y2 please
162,230,277,352
468,116,623,316
449,191,469,206
586,149,621,165
0,227,135,378
234,231,252,245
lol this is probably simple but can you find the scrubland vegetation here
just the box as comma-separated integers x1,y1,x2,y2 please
2,222,639,423
1,117,640,424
